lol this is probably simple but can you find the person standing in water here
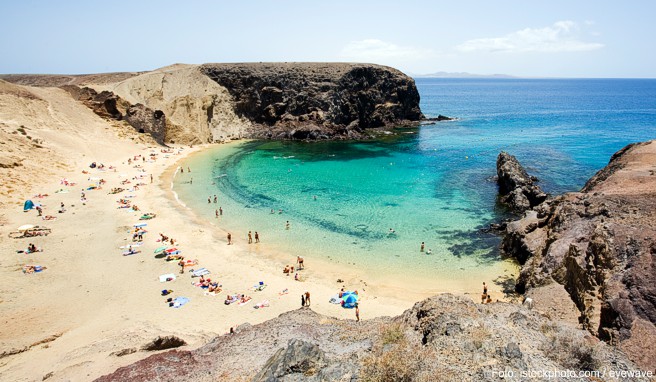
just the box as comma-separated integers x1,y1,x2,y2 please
219,207,223,216
286,221,290,230
254,231,260,243
215,209,219,218
227,233,232,245
248,231,253,244
420,242,425,252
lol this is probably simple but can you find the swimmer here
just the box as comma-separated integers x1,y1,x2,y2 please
388,228,395,235
271,209,275,214
426,248,432,255
285,221,290,230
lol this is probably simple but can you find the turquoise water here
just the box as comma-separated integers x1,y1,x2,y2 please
174,78,656,289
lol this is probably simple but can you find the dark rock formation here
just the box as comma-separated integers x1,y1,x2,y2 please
496,152,548,213
96,295,646,381
500,140,656,371
141,336,187,351
200,63,424,140
61,85,171,144
253,339,328,381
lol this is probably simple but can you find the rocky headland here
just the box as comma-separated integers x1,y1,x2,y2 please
497,141,656,371
97,294,647,382
1,62,426,144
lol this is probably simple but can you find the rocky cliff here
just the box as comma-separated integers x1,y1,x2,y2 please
1,63,425,143
96,294,646,382
498,141,656,371
200,63,423,140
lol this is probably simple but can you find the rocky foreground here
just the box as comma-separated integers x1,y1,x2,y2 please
1,62,426,144
498,141,656,371
97,294,647,382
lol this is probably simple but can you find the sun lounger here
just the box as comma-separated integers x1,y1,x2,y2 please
191,268,210,277
159,273,176,282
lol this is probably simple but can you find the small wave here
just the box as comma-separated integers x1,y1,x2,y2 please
172,190,186,208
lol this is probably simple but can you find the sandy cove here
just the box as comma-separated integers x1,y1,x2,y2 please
0,141,419,381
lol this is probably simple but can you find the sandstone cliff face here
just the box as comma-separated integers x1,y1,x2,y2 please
200,63,424,140
96,295,646,381
499,141,656,371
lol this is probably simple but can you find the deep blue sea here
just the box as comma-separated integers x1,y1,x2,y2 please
174,78,656,294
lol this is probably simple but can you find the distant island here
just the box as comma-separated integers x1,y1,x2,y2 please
413,71,517,79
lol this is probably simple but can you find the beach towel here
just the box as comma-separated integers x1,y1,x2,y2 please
122,250,140,256
252,284,267,291
191,268,210,277
159,273,176,282
253,300,270,309
171,297,189,308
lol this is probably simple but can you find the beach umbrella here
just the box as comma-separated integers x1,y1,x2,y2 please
342,292,359,309
18,224,35,231
154,246,168,254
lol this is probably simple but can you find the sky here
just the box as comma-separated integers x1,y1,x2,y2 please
1,0,655,77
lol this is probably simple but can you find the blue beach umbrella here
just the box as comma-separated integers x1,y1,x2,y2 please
342,292,359,309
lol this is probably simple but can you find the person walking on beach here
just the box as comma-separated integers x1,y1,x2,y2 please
254,231,259,243
227,233,232,245
482,282,488,304
305,291,311,306
150,174,153,183
297,256,304,270
301,293,306,307
248,231,253,244
420,242,425,252
355,303,360,322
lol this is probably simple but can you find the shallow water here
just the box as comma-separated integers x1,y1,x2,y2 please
173,78,656,293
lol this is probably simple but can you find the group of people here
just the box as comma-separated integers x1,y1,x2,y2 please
247,231,260,244
419,242,432,255
481,282,493,304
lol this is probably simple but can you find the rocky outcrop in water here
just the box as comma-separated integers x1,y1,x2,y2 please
496,152,548,213
500,140,656,371
96,295,646,381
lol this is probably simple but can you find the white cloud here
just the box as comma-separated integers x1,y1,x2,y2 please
339,39,435,62
456,21,604,53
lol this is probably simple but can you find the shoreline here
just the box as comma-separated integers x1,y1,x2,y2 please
168,142,520,304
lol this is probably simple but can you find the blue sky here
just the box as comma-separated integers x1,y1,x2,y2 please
1,0,654,77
